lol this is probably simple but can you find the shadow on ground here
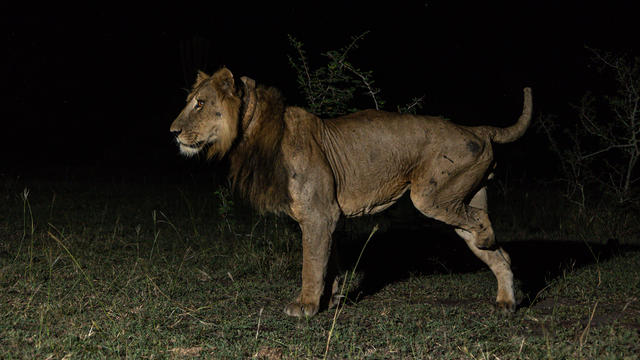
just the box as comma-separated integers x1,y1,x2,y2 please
332,224,636,308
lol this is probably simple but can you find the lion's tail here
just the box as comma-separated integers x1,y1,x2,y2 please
477,87,532,144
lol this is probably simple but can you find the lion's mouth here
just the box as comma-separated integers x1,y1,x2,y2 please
181,141,204,149
176,140,205,156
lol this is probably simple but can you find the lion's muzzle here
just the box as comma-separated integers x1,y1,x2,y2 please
170,128,182,138
170,126,205,155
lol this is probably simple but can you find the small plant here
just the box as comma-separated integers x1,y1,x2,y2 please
288,32,385,118
214,187,234,218
288,32,423,118
214,186,236,234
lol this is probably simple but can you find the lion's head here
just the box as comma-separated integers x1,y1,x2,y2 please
170,68,250,159
170,67,289,214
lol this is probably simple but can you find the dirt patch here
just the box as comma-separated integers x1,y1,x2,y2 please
523,297,640,338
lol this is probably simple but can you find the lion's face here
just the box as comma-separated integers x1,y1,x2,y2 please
170,68,241,158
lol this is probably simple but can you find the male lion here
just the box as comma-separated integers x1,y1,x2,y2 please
170,67,532,317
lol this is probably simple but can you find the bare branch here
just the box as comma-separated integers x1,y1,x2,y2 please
579,144,634,160
398,95,426,114
342,62,381,110
341,32,369,63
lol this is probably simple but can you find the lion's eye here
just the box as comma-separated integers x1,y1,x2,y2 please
195,100,204,109
215,112,222,117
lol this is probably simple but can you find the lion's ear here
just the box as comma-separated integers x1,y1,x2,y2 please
213,67,235,95
193,71,210,89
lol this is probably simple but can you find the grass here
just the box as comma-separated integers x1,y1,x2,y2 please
0,174,639,359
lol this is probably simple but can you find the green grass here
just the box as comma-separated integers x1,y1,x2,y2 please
1,175,639,359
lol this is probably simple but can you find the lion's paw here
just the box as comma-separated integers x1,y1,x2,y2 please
496,299,516,315
284,302,319,318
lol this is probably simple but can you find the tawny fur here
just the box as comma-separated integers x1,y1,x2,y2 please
171,68,532,317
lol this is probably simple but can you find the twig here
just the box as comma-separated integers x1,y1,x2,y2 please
255,307,264,340
579,301,599,351
579,144,634,160
324,225,379,359
341,61,380,110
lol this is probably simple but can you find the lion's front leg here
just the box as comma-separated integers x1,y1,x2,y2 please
284,218,337,318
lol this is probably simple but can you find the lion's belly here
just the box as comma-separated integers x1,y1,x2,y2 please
337,180,410,217
321,112,438,217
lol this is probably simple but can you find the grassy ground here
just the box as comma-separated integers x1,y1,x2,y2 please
1,174,639,359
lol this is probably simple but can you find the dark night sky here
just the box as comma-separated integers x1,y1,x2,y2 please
1,1,637,178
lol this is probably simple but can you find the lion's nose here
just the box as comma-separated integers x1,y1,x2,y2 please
170,128,182,137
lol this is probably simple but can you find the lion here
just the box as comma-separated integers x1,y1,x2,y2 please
170,67,532,317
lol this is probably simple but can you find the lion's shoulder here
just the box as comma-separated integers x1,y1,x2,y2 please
285,106,316,121
284,106,322,133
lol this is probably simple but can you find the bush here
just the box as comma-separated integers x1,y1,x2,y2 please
539,48,640,208
288,32,423,117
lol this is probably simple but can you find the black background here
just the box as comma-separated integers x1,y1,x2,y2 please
2,1,637,179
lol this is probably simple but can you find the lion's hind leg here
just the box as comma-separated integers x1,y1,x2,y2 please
454,187,516,313
410,173,496,250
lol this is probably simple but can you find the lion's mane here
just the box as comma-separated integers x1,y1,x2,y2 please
225,85,291,215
